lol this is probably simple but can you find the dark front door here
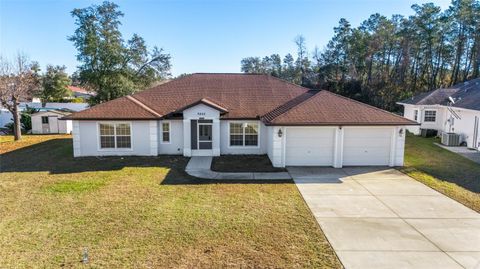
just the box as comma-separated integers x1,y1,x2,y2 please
198,123,212,149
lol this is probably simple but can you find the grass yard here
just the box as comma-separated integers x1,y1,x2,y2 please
0,135,341,268
401,133,480,212
211,155,287,172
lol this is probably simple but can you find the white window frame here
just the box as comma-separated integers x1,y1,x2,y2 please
161,121,171,144
97,121,133,151
414,110,418,122
424,110,437,122
228,121,260,148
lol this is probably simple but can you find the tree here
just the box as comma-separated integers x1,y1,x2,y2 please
294,35,310,85
240,1,480,111
69,1,171,104
0,54,40,140
40,65,72,104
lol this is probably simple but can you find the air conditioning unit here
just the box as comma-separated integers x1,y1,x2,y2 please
441,132,460,146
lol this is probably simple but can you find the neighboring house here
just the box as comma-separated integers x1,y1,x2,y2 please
65,73,416,168
397,78,480,150
31,110,73,134
0,102,89,128
67,85,95,100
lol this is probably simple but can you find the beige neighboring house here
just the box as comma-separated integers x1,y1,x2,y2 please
31,110,73,134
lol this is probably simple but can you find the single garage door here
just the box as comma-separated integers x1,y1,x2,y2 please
285,127,335,166
343,127,392,166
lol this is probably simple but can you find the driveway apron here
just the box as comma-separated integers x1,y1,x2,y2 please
289,166,480,269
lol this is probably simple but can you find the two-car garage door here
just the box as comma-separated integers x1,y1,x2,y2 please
285,127,392,166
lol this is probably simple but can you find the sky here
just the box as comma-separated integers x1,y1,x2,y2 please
0,0,451,76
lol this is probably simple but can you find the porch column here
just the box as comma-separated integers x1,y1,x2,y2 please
149,120,158,156
212,119,220,156
183,119,191,157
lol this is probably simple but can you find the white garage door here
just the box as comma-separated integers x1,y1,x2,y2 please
285,127,335,166
343,127,392,166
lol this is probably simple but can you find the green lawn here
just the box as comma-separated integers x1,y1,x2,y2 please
0,135,341,268
401,133,480,212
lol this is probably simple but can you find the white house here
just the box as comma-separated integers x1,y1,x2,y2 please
31,110,73,134
65,73,416,168
397,78,480,150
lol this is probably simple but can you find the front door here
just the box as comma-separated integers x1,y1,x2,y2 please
198,123,212,149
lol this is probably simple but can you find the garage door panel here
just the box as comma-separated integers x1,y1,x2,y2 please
343,128,392,166
286,128,335,166
287,138,333,147
343,139,390,147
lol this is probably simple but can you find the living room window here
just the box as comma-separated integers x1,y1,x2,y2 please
99,123,131,149
229,122,259,147
424,110,436,122
162,122,170,143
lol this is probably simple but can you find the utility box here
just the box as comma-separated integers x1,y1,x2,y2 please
441,132,460,146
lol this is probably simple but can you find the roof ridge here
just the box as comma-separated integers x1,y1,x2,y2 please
265,74,313,92
320,90,414,122
261,90,317,123
126,95,162,117
200,97,228,110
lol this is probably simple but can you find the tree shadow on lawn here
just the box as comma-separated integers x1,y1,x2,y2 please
1,138,189,176
0,138,293,185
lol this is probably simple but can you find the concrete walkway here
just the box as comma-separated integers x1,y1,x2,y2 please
436,143,480,164
185,156,291,180
289,166,480,269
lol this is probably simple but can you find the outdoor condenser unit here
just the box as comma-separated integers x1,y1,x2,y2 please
441,132,460,146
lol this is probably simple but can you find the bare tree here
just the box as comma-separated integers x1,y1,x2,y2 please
0,54,39,140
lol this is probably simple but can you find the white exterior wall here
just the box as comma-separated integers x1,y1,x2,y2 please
74,120,155,157
65,120,73,133
182,104,221,157
269,126,286,167
394,126,406,166
220,121,268,155
402,104,447,134
73,120,81,157
158,120,184,155
449,108,480,149
31,114,43,134
267,126,274,160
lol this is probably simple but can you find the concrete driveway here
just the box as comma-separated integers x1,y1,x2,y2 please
288,167,480,269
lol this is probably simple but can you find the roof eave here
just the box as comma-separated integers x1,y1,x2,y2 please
264,122,420,126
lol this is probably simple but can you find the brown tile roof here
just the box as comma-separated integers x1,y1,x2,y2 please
263,90,417,126
175,98,229,113
68,85,94,95
66,73,417,125
64,96,159,120
67,73,308,120
133,73,307,119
